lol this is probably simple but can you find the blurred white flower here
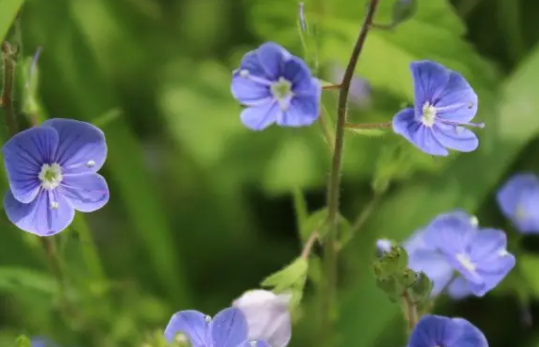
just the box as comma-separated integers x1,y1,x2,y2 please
233,289,292,347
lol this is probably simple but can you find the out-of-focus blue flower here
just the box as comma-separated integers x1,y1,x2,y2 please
231,42,321,131
408,315,488,347
398,211,514,299
330,65,370,108
497,173,539,233
393,61,482,156
2,119,109,236
31,337,59,347
422,211,515,297
165,307,271,347
233,289,291,347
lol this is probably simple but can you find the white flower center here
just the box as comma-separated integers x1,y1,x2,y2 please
38,163,63,190
421,102,437,127
270,77,293,110
456,253,476,272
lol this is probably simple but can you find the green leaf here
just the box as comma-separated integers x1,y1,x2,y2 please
0,267,57,294
0,0,24,42
261,257,308,294
300,208,328,242
12,335,31,347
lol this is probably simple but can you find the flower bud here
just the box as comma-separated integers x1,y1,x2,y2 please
233,290,292,347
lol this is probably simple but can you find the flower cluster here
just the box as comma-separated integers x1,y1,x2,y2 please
379,211,515,299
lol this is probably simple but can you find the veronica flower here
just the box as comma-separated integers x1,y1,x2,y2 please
408,315,488,347
422,211,515,297
3,119,109,236
393,61,482,156
233,290,292,347
395,211,514,299
165,307,270,347
231,42,321,130
496,173,539,233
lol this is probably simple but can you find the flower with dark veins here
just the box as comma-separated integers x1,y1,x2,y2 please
231,42,321,130
393,61,483,156
164,307,271,347
3,119,109,236
408,315,488,347
497,173,539,233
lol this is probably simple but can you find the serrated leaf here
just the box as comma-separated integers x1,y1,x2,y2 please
261,258,308,293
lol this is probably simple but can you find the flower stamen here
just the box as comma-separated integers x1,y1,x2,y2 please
421,102,437,127
38,163,63,190
271,77,293,111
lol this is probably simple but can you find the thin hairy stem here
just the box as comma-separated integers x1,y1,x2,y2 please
321,0,382,344
301,231,319,260
402,290,419,333
1,41,18,136
344,121,392,129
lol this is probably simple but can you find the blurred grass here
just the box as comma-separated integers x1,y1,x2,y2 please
1,0,539,346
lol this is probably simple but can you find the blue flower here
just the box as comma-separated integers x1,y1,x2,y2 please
392,61,482,156
2,119,109,236
422,211,515,297
408,315,488,347
231,42,321,131
398,211,515,299
31,337,59,347
497,173,539,233
165,307,271,347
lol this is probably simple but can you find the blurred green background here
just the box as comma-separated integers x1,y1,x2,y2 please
1,0,539,346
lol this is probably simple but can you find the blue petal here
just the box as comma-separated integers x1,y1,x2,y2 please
496,174,539,233
434,71,478,123
278,90,320,127
283,56,312,92
164,310,210,345
447,277,473,300
240,102,280,131
5,189,75,236
237,340,272,347
238,50,271,79
42,119,107,175
231,74,272,106
2,127,58,203
392,108,448,156
468,228,508,262
451,318,488,347
423,211,475,256
257,42,289,79
60,173,109,212
408,249,454,297
408,315,458,347
210,307,248,347
411,61,450,111
432,123,479,152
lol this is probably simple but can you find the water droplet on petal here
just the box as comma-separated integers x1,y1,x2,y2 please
86,160,96,168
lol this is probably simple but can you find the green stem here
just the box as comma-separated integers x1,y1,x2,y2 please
321,0,381,344
402,289,419,333
344,121,392,129
1,41,18,136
